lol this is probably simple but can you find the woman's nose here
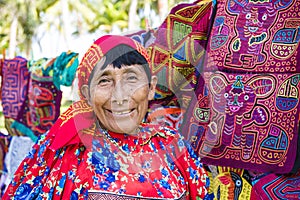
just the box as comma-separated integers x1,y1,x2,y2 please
112,81,128,105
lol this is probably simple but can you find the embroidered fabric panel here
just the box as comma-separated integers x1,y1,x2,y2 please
88,191,187,200
206,0,300,73
182,0,300,174
10,52,78,140
206,166,252,200
1,57,30,136
185,72,300,173
144,0,213,115
1,57,30,119
13,75,62,139
127,1,214,132
250,169,300,200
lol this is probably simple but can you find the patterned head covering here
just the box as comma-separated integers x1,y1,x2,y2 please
49,35,151,150
77,35,150,99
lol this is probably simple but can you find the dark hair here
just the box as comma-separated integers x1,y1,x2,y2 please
88,44,151,86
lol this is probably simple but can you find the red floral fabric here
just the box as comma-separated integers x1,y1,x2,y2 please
3,124,209,199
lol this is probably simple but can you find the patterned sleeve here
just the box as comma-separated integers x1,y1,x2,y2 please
3,133,53,199
2,133,89,200
165,128,210,199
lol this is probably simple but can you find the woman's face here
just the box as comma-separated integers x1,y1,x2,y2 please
85,60,157,135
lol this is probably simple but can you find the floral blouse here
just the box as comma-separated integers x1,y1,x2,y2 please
3,124,209,199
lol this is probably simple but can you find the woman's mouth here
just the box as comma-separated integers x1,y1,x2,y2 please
113,110,132,115
108,109,135,116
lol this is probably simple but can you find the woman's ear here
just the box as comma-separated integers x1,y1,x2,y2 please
148,76,157,100
81,84,90,103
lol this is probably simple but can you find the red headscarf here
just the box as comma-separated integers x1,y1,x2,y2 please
49,35,150,150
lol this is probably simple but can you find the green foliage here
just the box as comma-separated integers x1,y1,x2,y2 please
0,0,186,57
0,0,60,56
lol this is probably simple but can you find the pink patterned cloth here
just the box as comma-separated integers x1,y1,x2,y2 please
182,0,300,173
250,169,300,200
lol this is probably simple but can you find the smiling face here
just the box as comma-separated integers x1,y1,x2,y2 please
83,59,157,135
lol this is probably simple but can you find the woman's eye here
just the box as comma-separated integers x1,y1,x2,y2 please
98,78,110,85
127,75,138,81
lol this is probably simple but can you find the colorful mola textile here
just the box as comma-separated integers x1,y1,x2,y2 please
206,0,300,73
182,0,300,173
11,52,79,141
250,170,300,200
140,0,214,124
1,56,30,136
11,75,62,142
207,166,252,200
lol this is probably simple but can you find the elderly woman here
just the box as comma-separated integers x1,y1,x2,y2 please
3,35,209,199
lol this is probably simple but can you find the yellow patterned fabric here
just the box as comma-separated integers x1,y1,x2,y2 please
207,166,252,200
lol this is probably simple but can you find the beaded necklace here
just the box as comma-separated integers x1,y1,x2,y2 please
95,120,167,155
100,127,143,154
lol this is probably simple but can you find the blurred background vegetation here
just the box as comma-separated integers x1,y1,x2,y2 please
0,0,188,59
0,0,188,133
